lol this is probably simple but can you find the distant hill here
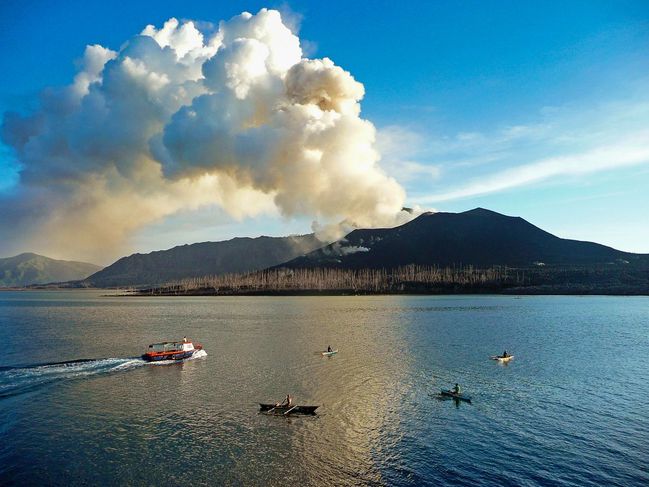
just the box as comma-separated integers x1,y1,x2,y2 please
0,253,102,287
280,208,647,269
85,234,323,287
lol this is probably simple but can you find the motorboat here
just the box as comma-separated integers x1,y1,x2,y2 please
142,339,203,362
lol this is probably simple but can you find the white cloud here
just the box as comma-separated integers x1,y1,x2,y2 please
421,135,649,202
0,9,410,262
411,98,649,203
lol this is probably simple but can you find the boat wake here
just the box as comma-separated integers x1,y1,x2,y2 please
0,357,145,399
0,349,208,399
191,349,208,360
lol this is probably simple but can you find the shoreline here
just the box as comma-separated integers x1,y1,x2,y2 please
127,287,649,297
5,264,647,296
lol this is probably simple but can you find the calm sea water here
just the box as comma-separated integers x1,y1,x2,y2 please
0,291,648,486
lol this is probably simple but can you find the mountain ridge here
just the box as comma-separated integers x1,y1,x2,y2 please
279,208,646,269
15,208,648,291
85,234,324,287
0,253,102,287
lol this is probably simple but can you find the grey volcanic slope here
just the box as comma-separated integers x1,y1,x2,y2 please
86,234,323,287
281,208,647,269
0,253,102,287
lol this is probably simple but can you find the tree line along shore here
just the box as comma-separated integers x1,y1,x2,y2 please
132,264,649,296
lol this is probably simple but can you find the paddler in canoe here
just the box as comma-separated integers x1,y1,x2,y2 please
439,383,471,402
276,393,292,408
327,345,332,353
490,350,513,361
260,399,319,415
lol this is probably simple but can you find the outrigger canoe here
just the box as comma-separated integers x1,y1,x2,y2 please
322,350,338,356
259,403,319,415
490,355,514,362
440,389,472,402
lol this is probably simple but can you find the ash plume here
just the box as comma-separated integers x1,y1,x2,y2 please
1,9,409,262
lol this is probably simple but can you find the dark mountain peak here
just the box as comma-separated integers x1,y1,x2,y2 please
461,207,507,217
280,207,642,270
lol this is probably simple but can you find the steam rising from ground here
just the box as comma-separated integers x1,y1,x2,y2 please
1,9,408,262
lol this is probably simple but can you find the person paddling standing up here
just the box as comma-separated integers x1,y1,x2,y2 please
277,394,292,408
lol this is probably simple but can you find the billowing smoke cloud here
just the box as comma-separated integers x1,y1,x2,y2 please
1,9,408,263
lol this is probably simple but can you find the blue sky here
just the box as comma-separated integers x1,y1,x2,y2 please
1,0,648,262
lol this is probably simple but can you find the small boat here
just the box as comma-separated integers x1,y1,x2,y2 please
259,403,319,415
490,355,514,362
142,339,203,362
440,389,472,402
322,349,338,356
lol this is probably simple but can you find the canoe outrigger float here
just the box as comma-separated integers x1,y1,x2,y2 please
440,389,472,402
142,339,203,362
259,403,319,415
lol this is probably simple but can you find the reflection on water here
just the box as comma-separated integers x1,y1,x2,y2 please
1,292,648,485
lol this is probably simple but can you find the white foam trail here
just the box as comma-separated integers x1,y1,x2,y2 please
192,349,208,359
0,357,144,398
0,350,209,397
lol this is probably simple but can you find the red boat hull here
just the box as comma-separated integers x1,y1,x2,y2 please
142,344,202,362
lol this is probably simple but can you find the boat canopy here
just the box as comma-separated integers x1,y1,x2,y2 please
148,342,194,352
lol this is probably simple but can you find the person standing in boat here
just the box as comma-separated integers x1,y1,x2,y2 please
452,383,461,395
502,350,508,358
327,345,332,353
183,336,188,343
277,394,292,407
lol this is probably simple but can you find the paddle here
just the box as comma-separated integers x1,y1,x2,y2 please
266,400,284,414
283,405,298,416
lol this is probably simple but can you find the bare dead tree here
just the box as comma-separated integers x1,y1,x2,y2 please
144,264,515,295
